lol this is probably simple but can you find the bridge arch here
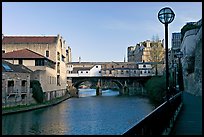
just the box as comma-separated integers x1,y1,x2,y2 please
72,78,125,95
73,78,98,89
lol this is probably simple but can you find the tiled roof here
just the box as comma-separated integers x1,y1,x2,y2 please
2,60,33,73
68,62,139,65
2,49,45,59
2,36,58,44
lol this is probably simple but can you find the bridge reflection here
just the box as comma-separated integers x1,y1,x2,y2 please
78,88,119,97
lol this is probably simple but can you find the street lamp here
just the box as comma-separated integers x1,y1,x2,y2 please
158,7,175,100
173,63,177,85
175,51,184,91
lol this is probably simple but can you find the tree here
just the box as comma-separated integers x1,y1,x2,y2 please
147,35,164,75
144,76,166,105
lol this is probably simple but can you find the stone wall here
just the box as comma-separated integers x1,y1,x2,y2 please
181,26,202,96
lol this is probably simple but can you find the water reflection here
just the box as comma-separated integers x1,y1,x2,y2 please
78,88,119,97
2,89,154,135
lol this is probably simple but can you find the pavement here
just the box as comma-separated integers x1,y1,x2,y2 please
170,91,202,135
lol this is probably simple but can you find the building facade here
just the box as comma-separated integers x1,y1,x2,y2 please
170,32,182,66
127,39,164,63
2,60,33,107
67,62,155,78
2,34,70,101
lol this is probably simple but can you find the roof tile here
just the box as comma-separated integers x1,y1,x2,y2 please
2,36,57,44
2,49,46,59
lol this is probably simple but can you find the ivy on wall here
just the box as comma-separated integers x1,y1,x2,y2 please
30,80,44,103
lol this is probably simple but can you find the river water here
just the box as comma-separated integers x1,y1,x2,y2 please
2,89,155,135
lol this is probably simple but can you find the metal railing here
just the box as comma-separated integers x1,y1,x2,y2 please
123,91,182,135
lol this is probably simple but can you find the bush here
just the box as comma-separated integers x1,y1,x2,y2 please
144,76,166,105
30,80,44,103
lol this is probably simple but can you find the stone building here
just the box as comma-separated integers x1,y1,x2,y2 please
127,39,164,63
2,34,70,100
67,61,155,78
2,60,33,107
170,32,182,64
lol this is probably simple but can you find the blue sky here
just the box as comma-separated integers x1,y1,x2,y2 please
2,2,202,62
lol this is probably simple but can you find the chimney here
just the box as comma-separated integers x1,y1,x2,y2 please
79,56,81,63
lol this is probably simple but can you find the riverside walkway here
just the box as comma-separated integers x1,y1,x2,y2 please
171,91,202,135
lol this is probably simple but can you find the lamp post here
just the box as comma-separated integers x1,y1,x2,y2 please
158,7,175,100
175,51,184,91
173,63,178,92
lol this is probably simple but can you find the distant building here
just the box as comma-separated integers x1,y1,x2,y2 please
136,62,154,77
127,39,164,63
171,32,181,51
170,32,182,71
67,62,156,78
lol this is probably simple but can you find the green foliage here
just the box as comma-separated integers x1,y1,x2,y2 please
30,80,44,103
144,76,166,105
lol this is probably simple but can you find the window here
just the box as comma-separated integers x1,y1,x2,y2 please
8,80,14,93
81,71,83,73
99,71,101,73
109,70,112,74
47,76,49,83
140,71,142,74
143,64,146,68
61,55,65,62
96,66,98,68
57,62,60,73
2,50,5,53
144,70,146,73
60,39,63,48
2,63,13,72
57,52,60,61
35,59,44,66
22,80,26,86
19,59,23,65
86,71,88,73
46,50,49,57
121,70,124,74
148,71,150,73
57,75,60,86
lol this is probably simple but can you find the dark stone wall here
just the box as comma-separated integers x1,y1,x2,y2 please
182,27,202,96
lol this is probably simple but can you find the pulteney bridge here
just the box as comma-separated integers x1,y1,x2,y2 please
67,62,160,95
71,76,152,95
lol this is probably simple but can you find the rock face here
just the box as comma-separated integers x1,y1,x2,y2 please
181,26,202,96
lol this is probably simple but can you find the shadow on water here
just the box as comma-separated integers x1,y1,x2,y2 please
29,122,41,135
